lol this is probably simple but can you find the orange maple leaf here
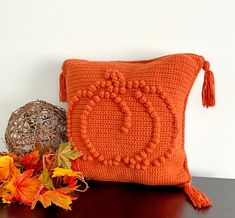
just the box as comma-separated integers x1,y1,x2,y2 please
22,151,40,170
5,169,40,205
31,190,75,210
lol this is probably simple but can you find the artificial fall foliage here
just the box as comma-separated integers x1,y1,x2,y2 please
0,142,88,210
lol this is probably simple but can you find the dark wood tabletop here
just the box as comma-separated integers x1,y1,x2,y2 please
0,177,234,218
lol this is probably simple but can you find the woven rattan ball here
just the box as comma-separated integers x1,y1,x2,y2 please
5,100,68,156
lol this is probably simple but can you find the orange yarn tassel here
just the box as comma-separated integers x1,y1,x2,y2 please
202,61,215,108
59,72,67,102
184,183,212,208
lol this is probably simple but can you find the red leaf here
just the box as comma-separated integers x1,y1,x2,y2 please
22,151,40,170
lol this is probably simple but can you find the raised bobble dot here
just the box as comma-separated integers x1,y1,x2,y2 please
103,159,108,166
105,71,111,79
121,126,128,134
152,160,159,166
125,110,132,117
82,90,87,97
133,80,139,88
167,148,173,155
111,93,117,99
135,91,142,99
106,81,112,87
82,110,89,116
164,153,171,159
83,138,90,144
98,155,105,162
86,143,93,149
158,156,165,163
95,81,101,88
113,161,119,166
145,147,154,154
82,155,87,161
87,92,93,99
99,91,105,98
129,158,136,165
119,87,126,94
129,164,135,169
127,81,133,89
88,100,96,107
89,148,96,154
140,151,147,159
114,81,120,87
124,116,131,123
150,111,157,118
143,86,150,93
85,105,93,112
108,160,113,166
111,76,118,82
119,101,127,107
101,81,106,88
134,154,142,161
136,163,141,170
152,137,160,144
123,157,129,164
115,155,121,162
107,86,113,92
69,101,75,107
139,96,147,104
93,96,101,103
80,118,87,125
139,80,146,88
145,101,152,108
114,96,122,103
120,81,126,87
150,86,157,94
76,91,82,98
89,85,96,92
123,122,131,129
105,92,110,98
149,142,156,149
93,151,99,158
87,155,93,161
147,106,154,114
141,165,148,170
113,87,119,94
143,160,150,166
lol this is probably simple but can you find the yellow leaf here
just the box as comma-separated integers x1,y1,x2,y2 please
56,143,81,169
0,156,14,180
32,190,73,210
52,168,80,177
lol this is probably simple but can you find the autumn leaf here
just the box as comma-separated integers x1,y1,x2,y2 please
71,158,80,171
4,169,40,205
56,143,81,169
22,151,40,170
0,156,19,181
52,168,80,177
41,166,55,190
31,190,74,210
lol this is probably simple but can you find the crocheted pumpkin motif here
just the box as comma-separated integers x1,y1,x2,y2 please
59,53,215,208
67,69,179,170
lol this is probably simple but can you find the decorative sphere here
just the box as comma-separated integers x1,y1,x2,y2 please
5,100,68,155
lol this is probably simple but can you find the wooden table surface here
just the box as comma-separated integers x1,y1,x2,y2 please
0,177,234,218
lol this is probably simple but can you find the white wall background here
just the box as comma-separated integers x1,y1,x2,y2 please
0,0,234,179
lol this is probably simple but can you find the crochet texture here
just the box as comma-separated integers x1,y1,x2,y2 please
59,53,215,208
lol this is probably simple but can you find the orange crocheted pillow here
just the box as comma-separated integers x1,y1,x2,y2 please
59,53,215,208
